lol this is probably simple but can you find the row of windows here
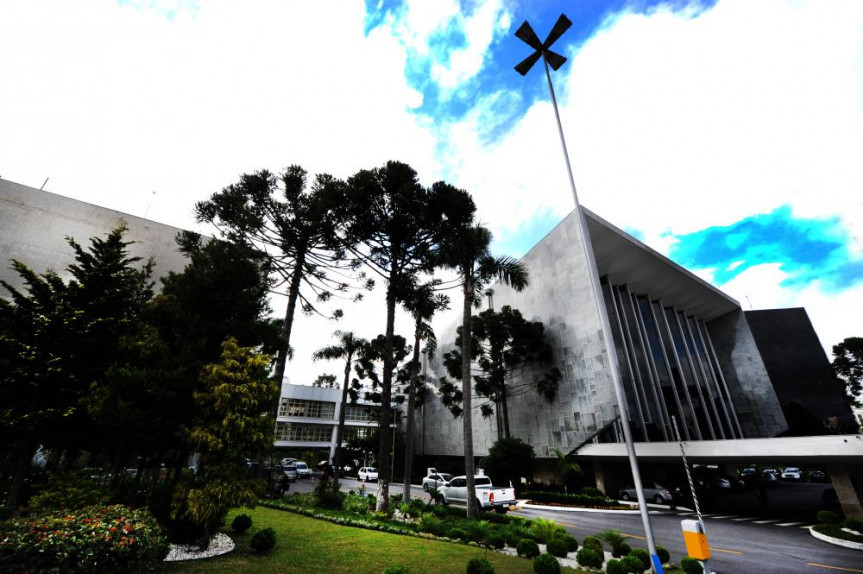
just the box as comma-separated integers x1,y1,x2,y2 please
278,399,335,419
275,423,332,442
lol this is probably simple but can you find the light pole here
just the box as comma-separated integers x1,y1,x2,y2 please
514,14,664,574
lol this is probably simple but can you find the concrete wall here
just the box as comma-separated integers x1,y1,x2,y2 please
707,309,788,437
1,179,190,294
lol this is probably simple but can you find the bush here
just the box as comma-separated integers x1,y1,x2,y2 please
0,504,169,573
447,527,468,541
629,548,650,570
619,554,645,573
554,533,578,552
575,547,603,569
343,492,371,515
606,558,625,574
504,524,534,547
519,491,617,508
314,478,345,510
680,556,704,574
418,514,446,536
843,518,863,533
250,527,277,552
817,510,842,524
231,513,252,533
27,471,110,512
517,538,540,559
545,536,569,558
467,556,495,574
656,545,670,564
408,498,427,517
582,535,603,554
579,486,605,497
465,520,491,543
486,533,506,549
383,567,409,574
533,553,561,574
531,517,564,543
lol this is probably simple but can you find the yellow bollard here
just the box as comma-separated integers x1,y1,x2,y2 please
681,519,711,560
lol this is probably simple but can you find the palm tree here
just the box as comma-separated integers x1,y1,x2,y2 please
400,281,448,502
438,225,528,518
552,448,582,494
313,331,368,483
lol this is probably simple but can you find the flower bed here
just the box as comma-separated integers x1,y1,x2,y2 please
0,504,169,573
519,491,630,510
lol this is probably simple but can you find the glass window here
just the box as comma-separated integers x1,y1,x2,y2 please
344,404,378,421
274,422,332,442
278,399,335,419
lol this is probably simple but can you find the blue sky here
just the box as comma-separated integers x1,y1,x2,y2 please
1,0,861,381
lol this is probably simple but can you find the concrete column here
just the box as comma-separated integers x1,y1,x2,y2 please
594,461,607,495
826,463,863,520
329,425,338,462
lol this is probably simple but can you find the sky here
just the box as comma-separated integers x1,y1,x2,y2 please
1,0,862,385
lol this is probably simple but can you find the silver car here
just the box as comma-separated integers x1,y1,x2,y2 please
282,464,298,482
619,481,675,505
422,473,453,492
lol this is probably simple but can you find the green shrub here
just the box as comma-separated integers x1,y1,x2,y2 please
504,524,534,547
545,536,569,558
250,527,277,552
582,535,603,553
619,554,645,573
579,486,605,497
531,517,564,543
466,520,491,543
408,498,427,517
533,553,561,574
519,491,617,508
27,471,110,512
231,513,252,533
680,556,704,574
447,527,468,541
382,566,409,574
656,545,670,564
553,533,578,552
314,478,345,510
486,533,506,549
606,558,625,574
817,510,841,524
575,547,603,569
843,518,863,533
517,538,540,558
343,492,371,515
418,514,445,536
629,548,649,570
613,542,631,557
0,504,169,573
467,556,495,574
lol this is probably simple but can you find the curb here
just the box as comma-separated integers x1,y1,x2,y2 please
809,526,863,551
517,502,659,514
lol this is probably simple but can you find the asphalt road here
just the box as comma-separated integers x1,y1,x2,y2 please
284,477,862,574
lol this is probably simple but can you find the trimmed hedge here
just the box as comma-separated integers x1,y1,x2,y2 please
517,538,540,559
250,527,277,552
519,491,620,508
231,513,252,533
817,510,842,524
575,547,603,569
533,553,561,574
0,504,169,573
680,556,704,574
467,556,495,574
545,536,569,558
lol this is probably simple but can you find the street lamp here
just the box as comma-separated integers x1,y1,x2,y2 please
514,14,665,574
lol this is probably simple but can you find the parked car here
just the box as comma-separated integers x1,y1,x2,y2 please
619,481,676,505
422,469,453,492
808,469,829,483
294,461,311,478
438,475,517,513
358,467,378,481
692,467,733,491
282,464,298,482
781,467,802,481
761,469,779,486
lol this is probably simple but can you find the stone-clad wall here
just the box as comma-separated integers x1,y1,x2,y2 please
418,210,620,458
1,179,191,294
707,309,788,437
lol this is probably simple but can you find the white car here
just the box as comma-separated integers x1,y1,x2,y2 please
294,461,311,478
358,467,378,481
422,472,453,492
781,467,802,481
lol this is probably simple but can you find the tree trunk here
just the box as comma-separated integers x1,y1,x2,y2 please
333,353,353,485
5,439,37,509
501,386,511,439
402,329,421,503
462,273,479,519
274,249,306,384
375,271,397,513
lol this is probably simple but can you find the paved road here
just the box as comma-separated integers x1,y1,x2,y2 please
284,477,862,574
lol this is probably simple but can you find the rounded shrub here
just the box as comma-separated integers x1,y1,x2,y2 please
231,513,252,533
467,556,495,574
606,558,625,574
486,533,506,550
575,547,603,569
817,510,841,524
447,527,468,541
554,533,578,552
629,548,650,570
844,518,863,533
680,556,704,574
656,545,670,564
250,527,277,553
579,486,605,497
516,538,540,559
533,553,561,574
383,566,409,574
612,541,631,557
582,535,603,554
619,554,645,573
546,536,569,558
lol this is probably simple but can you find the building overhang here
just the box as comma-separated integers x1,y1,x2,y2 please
583,208,740,321
572,435,863,464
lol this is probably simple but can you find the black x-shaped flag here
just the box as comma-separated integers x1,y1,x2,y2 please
514,14,572,76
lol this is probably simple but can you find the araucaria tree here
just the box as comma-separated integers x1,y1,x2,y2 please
833,337,863,407
437,225,528,518
313,331,369,482
195,165,373,384
336,161,475,512
443,305,561,440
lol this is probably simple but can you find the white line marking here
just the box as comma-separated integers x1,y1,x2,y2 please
776,521,806,527
752,519,780,524
732,517,755,521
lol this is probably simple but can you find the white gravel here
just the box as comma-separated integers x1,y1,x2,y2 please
163,532,235,562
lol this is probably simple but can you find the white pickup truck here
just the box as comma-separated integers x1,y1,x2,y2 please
438,475,517,513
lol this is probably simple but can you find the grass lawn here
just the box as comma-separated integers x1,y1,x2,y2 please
163,506,585,574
